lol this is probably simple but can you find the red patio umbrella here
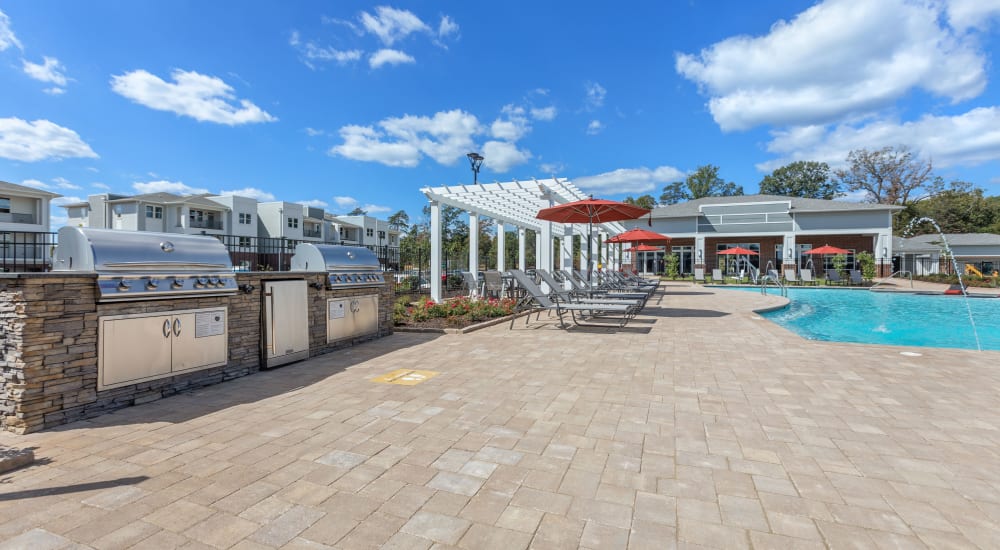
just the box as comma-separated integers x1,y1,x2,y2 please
632,244,662,252
537,197,650,282
804,244,850,255
606,228,671,245
716,246,758,256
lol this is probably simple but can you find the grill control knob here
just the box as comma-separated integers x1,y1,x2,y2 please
146,278,159,290
208,276,219,287
118,279,131,291
171,278,185,289
195,276,208,288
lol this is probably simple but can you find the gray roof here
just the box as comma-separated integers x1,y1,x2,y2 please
650,194,902,219
0,180,62,198
107,192,229,210
896,233,1000,250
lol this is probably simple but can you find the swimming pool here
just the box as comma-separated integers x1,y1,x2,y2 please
747,288,1000,351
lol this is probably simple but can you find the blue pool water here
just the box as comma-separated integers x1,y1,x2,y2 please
747,288,1000,351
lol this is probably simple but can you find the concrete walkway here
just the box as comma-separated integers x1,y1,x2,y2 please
1,283,999,549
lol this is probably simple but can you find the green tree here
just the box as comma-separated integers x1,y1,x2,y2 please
624,195,657,209
347,206,367,216
660,165,743,205
759,161,841,199
899,181,999,235
387,210,410,232
856,251,876,281
665,253,679,279
834,146,933,205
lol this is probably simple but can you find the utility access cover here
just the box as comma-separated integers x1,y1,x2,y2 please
371,369,439,386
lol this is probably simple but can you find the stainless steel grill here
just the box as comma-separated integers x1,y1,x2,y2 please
290,243,384,288
53,227,238,302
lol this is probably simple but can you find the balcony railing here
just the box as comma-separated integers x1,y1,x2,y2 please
189,219,223,230
0,231,56,272
0,212,36,224
302,229,322,238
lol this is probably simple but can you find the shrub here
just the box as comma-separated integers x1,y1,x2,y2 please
394,296,517,326
856,251,875,280
665,253,679,280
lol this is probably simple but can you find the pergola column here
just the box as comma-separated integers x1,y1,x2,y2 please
430,200,442,302
590,232,599,276
496,222,506,272
468,211,479,280
518,228,527,271
560,225,574,286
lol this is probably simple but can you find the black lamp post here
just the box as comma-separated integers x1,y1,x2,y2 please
467,152,484,185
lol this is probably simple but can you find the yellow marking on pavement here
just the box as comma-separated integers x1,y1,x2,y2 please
371,369,439,385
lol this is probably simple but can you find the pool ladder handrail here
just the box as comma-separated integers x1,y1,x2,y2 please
759,262,788,297
870,270,913,291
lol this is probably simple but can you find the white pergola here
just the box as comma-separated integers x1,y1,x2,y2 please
421,177,626,302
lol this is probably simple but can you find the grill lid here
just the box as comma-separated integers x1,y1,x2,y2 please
54,227,234,273
290,243,380,272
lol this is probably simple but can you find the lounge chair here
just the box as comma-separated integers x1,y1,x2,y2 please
483,270,505,298
507,269,640,328
799,268,818,285
563,270,650,303
849,269,864,286
712,268,725,284
694,268,705,284
824,269,844,285
783,269,799,285
537,270,644,308
461,271,481,297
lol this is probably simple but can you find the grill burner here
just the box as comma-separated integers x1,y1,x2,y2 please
54,227,238,302
290,243,384,288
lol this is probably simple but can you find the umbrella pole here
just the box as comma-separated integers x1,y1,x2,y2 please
587,218,593,284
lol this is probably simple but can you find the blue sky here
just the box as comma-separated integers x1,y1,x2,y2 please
2,0,1000,228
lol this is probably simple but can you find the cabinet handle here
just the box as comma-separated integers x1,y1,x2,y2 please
268,291,276,353
162,319,171,338
173,318,181,337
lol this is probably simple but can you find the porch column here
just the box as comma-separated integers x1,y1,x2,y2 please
876,231,892,277
496,222,506,272
518,227,527,271
695,236,706,270
430,200,442,302
782,233,797,272
468,211,479,281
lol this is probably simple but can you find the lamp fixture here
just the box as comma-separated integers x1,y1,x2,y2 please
466,152,484,185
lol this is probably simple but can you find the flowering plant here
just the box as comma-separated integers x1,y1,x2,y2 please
393,296,516,326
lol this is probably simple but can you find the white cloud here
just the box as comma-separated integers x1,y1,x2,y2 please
359,6,431,46
0,118,98,162
52,195,81,207
133,180,209,195
43,87,65,96
585,82,606,110
21,178,51,190
586,120,604,135
947,0,1000,31
92,182,110,190
297,199,329,208
363,203,391,214
305,127,324,137
333,196,359,208
110,69,277,125
539,162,565,174
332,109,480,167
575,166,685,195
530,106,557,121
758,107,1000,172
438,15,459,38
53,177,80,190
676,0,988,131
23,56,68,92
369,48,415,69
482,141,531,173
0,8,22,52
218,187,276,201
490,105,530,141
303,43,363,65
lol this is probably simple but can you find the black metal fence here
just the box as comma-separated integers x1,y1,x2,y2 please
0,231,401,274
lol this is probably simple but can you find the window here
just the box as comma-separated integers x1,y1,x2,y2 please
239,213,252,224
238,236,251,247
366,228,374,237
145,205,163,219
287,217,299,229
377,231,385,239
0,197,10,213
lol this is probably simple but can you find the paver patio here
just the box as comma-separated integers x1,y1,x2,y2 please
1,283,999,549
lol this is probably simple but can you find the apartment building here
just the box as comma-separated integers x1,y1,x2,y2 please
0,181,62,271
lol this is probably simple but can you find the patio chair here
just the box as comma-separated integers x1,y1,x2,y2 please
460,271,482,297
537,270,644,308
563,269,650,303
799,268,818,285
483,270,505,299
693,268,705,284
507,269,639,328
824,269,844,285
783,269,799,285
849,269,864,286
712,268,725,284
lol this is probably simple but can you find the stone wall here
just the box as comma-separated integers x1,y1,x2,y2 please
0,272,393,434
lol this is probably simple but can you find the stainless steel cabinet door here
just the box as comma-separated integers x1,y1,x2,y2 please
264,280,310,367
170,310,228,373
99,315,172,389
326,295,378,343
